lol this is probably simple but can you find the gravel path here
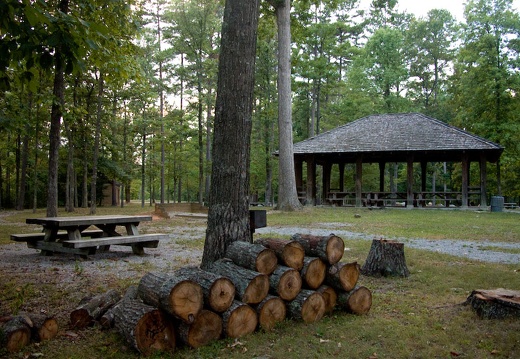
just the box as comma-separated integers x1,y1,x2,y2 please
256,225,520,265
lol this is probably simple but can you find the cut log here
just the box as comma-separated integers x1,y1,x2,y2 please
100,285,139,329
337,286,372,315
466,288,520,319
70,289,121,329
175,266,235,313
255,238,305,270
316,285,338,315
291,233,344,265
225,241,278,275
0,315,31,353
209,259,269,305
287,289,326,323
221,300,258,338
326,261,360,292
112,298,176,356
269,265,302,301
255,295,286,331
22,312,58,342
300,257,326,289
361,238,409,277
137,272,203,323
177,309,222,348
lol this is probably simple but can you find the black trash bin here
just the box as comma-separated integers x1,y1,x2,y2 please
490,196,504,212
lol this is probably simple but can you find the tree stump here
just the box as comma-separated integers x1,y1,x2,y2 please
209,259,269,305
255,295,286,331
112,299,176,356
221,300,258,338
175,267,235,313
225,241,278,275
326,261,360,291
137,272,203,323
466,288,520,319
316,285,338,315
287,289,326,323
70,289,121,329
300,256,326,289
255,238,305,270
177,309,222,348
337,286,372,315
361,238,409,277
291,233,344,265
269,265,302,301
0,315,31,353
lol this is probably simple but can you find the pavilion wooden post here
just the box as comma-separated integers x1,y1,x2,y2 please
355,156,363,207
406,156,414,208
378,162,385,193
306,156,316,206
339,163,345,192
322,162,332,204
479,154,487,207
461,153,469,208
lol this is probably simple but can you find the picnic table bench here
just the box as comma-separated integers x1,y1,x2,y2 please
11,215,167,257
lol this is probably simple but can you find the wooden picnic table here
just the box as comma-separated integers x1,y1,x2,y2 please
12,215,167,257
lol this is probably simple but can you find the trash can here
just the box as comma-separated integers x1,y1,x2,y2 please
490,196,504,212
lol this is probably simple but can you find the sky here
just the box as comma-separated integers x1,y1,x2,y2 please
363,0,520,21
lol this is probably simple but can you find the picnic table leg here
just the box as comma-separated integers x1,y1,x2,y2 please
40,228,58,256
125,224,145,255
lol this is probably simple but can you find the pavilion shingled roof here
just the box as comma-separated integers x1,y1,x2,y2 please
292,113,503,161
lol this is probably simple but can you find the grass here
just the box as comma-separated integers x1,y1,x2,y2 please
1,204,519,358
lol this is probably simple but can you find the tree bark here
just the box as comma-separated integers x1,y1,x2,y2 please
300,256,326,290
177,309,222,348
70,289,121,329
221,300,258,338
90,71,104,215
175,266,235,313
201,0,261,268
112,299,176,356
287,289,326,323
225,240,278,275
291,233,345,265
326,261,360,292
466,289,520,319
137,272,203,323
100,285,139,329
209,259,269,305
254,295,286,331
269,265,302,301
255,237,305,270
0,315,31,353
337,286,372,315
361,239,410,277
23,312,58,342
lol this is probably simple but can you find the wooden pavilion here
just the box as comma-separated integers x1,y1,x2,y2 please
291,113,503,208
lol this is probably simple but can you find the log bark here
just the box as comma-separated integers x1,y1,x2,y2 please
337,286,372,315
70,289,121,329
221,300,258,338
287,289,326,323
255,238,305,270
0,315,31,353
361,239,409,277
225,241,278,275
137,272,203,323
177,309,222,348
316,285,338,315
112,298,176,356
209,259,269,305
291,233,344,265
255,295,286,331
23,312,58,342
466,288,520,319
175,266,235,313
326,261,360,292
269,265,302,301
300,256,326,289
100,285,138,329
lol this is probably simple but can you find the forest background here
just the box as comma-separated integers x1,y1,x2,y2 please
1,0,519,212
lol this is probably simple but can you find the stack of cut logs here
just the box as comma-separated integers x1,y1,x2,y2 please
1,234,372,355
0,312,58,353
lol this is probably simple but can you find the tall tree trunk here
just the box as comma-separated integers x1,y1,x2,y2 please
274,0,302,211
90,72,104,214
46,0,69,217
201,0,260,269
17,93,31,210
